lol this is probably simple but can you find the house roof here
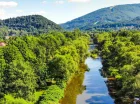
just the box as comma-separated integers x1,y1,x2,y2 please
0,42,6,47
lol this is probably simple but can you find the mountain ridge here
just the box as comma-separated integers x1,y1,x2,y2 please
1,15,62,34
61,3,140,30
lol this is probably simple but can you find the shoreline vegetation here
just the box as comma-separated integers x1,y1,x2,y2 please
1,3,140,103
93,30,140,103
0,30,90,104
0,14,140,104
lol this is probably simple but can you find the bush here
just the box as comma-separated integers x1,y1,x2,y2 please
3,94,32,104
39,85,64,104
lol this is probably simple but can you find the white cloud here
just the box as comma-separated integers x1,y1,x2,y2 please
55,0,64,4
68,0,91,3
42,0,47,4
0,1,18,8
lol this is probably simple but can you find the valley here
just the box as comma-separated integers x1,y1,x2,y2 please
0,2,140,104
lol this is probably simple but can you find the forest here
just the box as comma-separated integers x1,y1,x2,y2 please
0,30,89,104
93,30,140,103
61,3,140,31
0,15,62,36
1,11,140,103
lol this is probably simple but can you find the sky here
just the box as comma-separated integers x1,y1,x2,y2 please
0,0,140,24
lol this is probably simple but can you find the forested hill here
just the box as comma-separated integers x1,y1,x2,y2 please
129,16,140,24
2,15,62,34
0,20,2,25
61,3,140,30
84,16,140,31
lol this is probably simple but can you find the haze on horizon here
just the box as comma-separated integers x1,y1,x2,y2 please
0,0,140,24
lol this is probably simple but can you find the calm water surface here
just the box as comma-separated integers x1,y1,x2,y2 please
61,45,114,104
76,57,114,104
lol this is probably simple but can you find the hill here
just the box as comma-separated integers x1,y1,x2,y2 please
87,16,140,31
2,15,62,34
61,3,140,30
129,16,140,24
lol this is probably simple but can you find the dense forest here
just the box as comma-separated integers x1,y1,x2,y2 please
0,30,89,104
93,30,140,103
1,1,140,103
81,17,140,31
1,4,140,103
0,27,29,40
0,15,62,36
61,4,140,31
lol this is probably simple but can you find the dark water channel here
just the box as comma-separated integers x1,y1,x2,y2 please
60,45,114,104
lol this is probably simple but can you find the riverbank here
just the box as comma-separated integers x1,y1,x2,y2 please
59,44,114,104
60,63,86,104
93,30,140,104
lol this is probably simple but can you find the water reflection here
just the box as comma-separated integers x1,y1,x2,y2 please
60,64,86,104
76,57,114,104
60,45,114,104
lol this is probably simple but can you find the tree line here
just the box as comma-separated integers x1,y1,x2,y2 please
0,15,62,37
94,30,140,103
0,30,89,104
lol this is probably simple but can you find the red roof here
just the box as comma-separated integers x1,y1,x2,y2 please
0,42,6,47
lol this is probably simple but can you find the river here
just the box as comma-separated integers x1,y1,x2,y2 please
60,45,114,104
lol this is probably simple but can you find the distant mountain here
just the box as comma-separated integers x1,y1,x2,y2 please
61,3,140,30
2,15,62,34
129,16,140,24
86,16,140,31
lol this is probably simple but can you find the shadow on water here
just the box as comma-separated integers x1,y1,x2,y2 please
60,64,86,104
60,45,114,104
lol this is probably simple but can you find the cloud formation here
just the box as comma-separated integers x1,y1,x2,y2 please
0,1,18,8
68,0,91,3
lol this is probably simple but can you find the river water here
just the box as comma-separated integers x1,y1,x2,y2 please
60,45,114,104
76,57,114,104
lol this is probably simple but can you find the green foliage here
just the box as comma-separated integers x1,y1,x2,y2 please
0,27,8,39
2,15,62,34
3,45,24,63
0,15,62,37
0,30,89,103
3,60,37,100
3,94,32,104
39,85,64,104
34,91,44,103
90,48,99,59
48,54,77,81
61,4,140,31
91,54,98,59
95,30,140,97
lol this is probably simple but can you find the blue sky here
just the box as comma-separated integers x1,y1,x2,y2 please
0,0,140,24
